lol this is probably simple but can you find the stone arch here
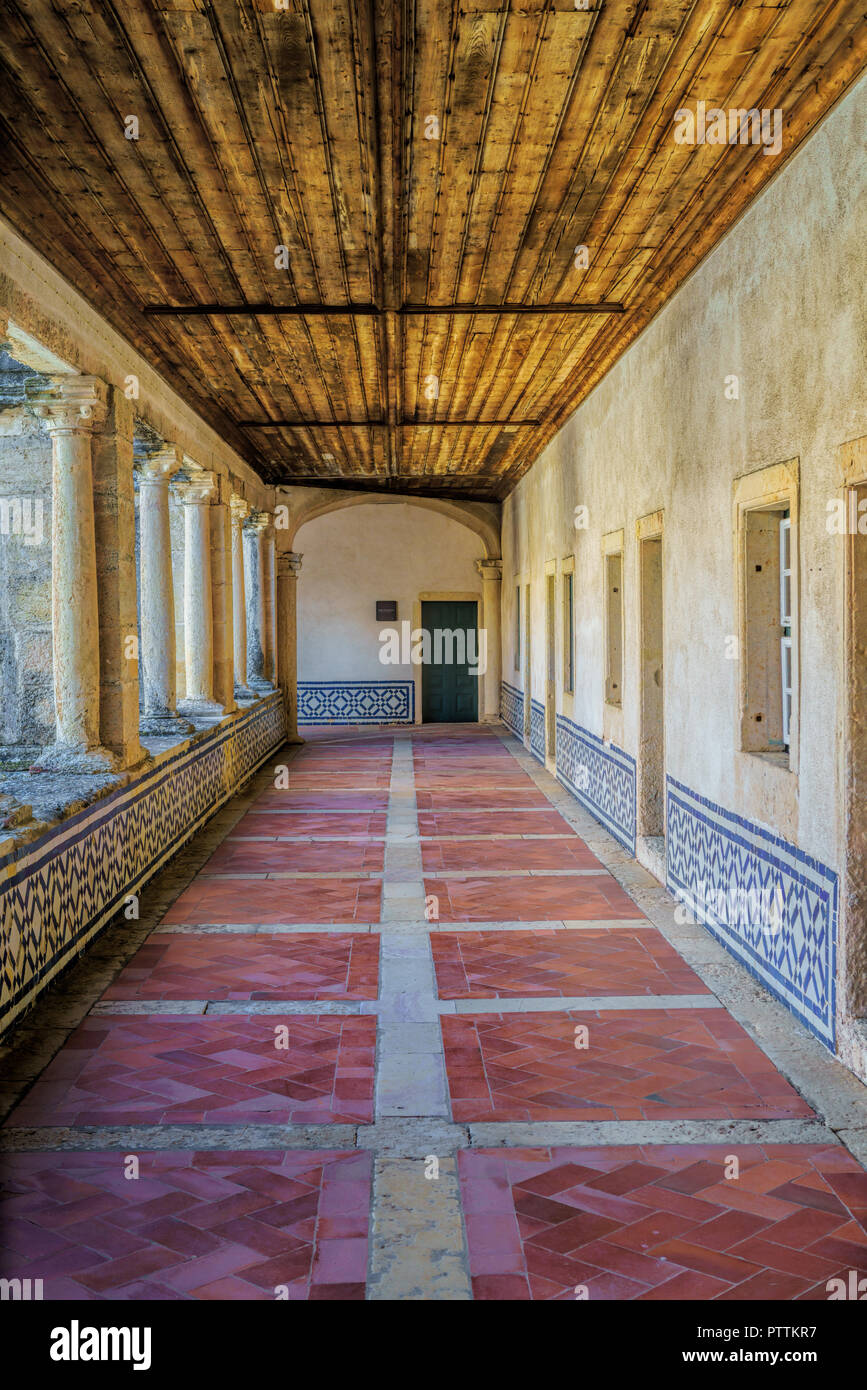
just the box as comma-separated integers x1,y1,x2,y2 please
274,486,501,559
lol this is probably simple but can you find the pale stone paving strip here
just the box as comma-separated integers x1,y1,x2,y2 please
367,730,474,1299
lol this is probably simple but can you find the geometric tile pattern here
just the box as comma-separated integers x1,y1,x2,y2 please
424,873,646,922
0,694,286,1035
441,1010,814,1122
500,680,523,737
529,698,546,763
431,930,709,998
6,1014,377,1126
458,1145,867,1300
298,680,415,724
0,1149,372,1300
555,712,637,853
103,933,381,1001
667,777,838,1048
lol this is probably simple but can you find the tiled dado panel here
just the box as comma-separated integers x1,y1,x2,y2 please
298,680,415,725
667,777,838,1048
555,714,637,853
529,699,546,763
0,695,286,1036
500,680,523,736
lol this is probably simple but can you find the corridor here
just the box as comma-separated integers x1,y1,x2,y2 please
2,724,865,1301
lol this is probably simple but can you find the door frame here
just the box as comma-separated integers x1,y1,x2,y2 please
544,559,557,771
840,437,867,1045
636,510,665,852
414,590,481,725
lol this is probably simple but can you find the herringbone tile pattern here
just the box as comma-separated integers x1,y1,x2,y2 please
0,1150,371,1299
442,1011,814,1122
103,933,380,1001
7,1014,377,1126
431,929,708,998
459,1145,867,1300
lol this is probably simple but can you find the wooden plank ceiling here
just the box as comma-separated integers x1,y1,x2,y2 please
0,1,863,500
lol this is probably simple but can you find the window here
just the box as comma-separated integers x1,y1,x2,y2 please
779,515,793,747
605,551,623,706
514,584,521,671
740,495,796,760
563,571,574,693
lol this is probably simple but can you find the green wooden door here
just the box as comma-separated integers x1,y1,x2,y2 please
421,601,479,722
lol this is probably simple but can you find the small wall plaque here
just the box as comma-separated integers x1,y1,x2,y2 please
376,601,398,622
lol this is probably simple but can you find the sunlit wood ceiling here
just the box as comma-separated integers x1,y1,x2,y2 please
0,1,863,499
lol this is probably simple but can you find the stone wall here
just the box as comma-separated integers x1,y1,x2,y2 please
499,77,866,1061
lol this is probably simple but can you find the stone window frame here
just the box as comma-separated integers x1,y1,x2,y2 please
602,528,625,710
561,554,575,697
733,458,800,774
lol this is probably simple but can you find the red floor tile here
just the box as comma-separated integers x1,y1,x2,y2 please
441,1011,814,1122
458,1145,867,1300
204,840,385,873
103,933,380,1001
425,874,645,921
6,1015,377,1126
254,791,389,811
418,811,576,837
0,1149,371,1300
421,837,600,872
235,812,387,837
162,878,382,925
416,789,551,810
431,930,708,998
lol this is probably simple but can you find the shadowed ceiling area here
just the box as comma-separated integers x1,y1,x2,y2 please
0,0,863,499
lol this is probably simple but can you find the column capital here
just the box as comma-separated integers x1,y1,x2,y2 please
230,492,250,522
29,374,109,435
277,550,303,578
475,557,503,581
176,470,217,505
245,508,273,534
136,445,184,485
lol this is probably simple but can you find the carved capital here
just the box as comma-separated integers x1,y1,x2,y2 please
245,508,272,535
277,550,303,578
230,492,250,524
176,469,217,505
475,557,503,582
137,445,183,486
29,375,108,435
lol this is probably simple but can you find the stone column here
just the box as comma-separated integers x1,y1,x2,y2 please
231,494,255,699
475,557,503,723
243,510,274,693
210,474,237,717
177,471,222,718
136,447,193,737
29,375,119,773
263,524,278,686
276,550,304,743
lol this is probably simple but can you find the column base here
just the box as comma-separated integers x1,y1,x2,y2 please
234,683,258,702
480,713,502,724
286,733,306,745
29,742,122,776
139,710,195,738
178,697,226,721
247,677,276,695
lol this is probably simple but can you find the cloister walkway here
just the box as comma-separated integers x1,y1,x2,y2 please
2,725,866,1300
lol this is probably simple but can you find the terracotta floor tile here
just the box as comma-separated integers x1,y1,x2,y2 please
103,933,380,1001
254,792,389,812
5,1015,377,1126
0,1150,371,1299
162,878,382,925
432,929,707,998
442,1011,814,1122
416,789,551,810
458,1145,865,1300
204,840,385,873
418,810,576,837
426,875,645,922
421,838,600,872
235,812,387,837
